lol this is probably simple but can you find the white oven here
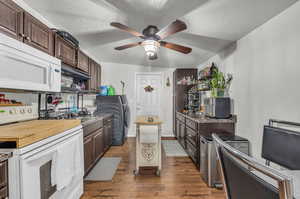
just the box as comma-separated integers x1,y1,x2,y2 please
0,33,61,92
3,125,84,199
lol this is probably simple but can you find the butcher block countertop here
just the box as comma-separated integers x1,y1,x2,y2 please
0,120,81,148
135,116,163,125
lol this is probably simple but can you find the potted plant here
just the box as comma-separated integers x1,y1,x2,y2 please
210,68,232,97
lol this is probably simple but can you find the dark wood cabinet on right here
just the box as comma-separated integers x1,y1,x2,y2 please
176,112,236,169
173,69,198,137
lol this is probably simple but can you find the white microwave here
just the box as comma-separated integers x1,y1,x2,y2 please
0,33,61,92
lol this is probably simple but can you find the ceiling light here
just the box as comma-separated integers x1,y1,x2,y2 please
142,40,160,58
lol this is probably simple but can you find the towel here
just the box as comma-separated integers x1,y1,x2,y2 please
140,125,158,144
51,135,82,190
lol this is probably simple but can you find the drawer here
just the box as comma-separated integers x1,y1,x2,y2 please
186,140,197,164
186,127,197,147
0,186,7,199
186,118,197,130
176,113,185,123
83,119,103,137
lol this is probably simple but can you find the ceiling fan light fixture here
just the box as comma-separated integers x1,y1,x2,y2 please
142,40,160,58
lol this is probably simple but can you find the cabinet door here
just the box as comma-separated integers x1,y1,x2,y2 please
176,120,180,139
103,125,108,151
55,34,77,67
88,59,97,90
84,135,94,173
93,129,104,160
104,121,113,148
78,50,89,73
96,63,101,88
179,122,186,149
24,13,54,55
0,0,23,41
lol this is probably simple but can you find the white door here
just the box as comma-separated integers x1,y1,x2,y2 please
136,73,162,117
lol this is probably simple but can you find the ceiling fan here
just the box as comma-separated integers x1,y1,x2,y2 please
110,20,192,60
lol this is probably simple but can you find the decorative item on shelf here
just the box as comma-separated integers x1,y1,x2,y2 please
197,80,210,91
147,116,154,122
177,76,197,85
199,62,217,80
0,94,23,106
144,85,154,92
166,77,171,87
210,67,233,97
107,85,116,96
121,81,125,95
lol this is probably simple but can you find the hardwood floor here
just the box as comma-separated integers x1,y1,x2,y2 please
81,138,225,199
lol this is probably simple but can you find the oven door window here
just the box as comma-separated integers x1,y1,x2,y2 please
20,150,56,199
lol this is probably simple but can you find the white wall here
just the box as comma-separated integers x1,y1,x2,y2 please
199,1,300,160
101,62,174,137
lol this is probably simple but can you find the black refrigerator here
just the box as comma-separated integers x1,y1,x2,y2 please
95,95,130,146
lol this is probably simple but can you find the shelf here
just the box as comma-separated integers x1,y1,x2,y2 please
60,87,99,94
198,88,210,92
0,104,23,107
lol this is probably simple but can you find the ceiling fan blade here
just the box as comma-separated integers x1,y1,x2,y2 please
114,42,141,50
160,41,192,54
156,20,187,40
110,22,144,38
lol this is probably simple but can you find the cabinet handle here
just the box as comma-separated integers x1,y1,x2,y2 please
25,36,31,42
19,33,25,38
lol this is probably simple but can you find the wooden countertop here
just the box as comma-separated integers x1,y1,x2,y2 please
177,111,237,124
135,116,163,125
0,120,81,148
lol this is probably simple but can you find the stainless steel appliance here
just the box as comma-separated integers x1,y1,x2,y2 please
204,97,231,119
200,135,249,188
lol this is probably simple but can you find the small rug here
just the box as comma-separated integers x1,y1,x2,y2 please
162,140,188,157
85,157,121,181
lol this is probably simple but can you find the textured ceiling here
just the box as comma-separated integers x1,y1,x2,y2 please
22,0,298,68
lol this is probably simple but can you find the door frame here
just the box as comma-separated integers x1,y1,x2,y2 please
134,72,163,120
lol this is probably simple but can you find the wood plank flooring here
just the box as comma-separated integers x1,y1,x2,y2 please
81,138,225,199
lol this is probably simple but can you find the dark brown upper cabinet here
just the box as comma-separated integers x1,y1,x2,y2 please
78,50,89,73
55,34,77,67
96,62,101,88
88,59,97,90
24,13,54,55
0,0,24,41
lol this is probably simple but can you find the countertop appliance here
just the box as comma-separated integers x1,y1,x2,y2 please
95,95,129,146
0,104,39,125
200,135,249,188
204,97,231,119
0,33,61,92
